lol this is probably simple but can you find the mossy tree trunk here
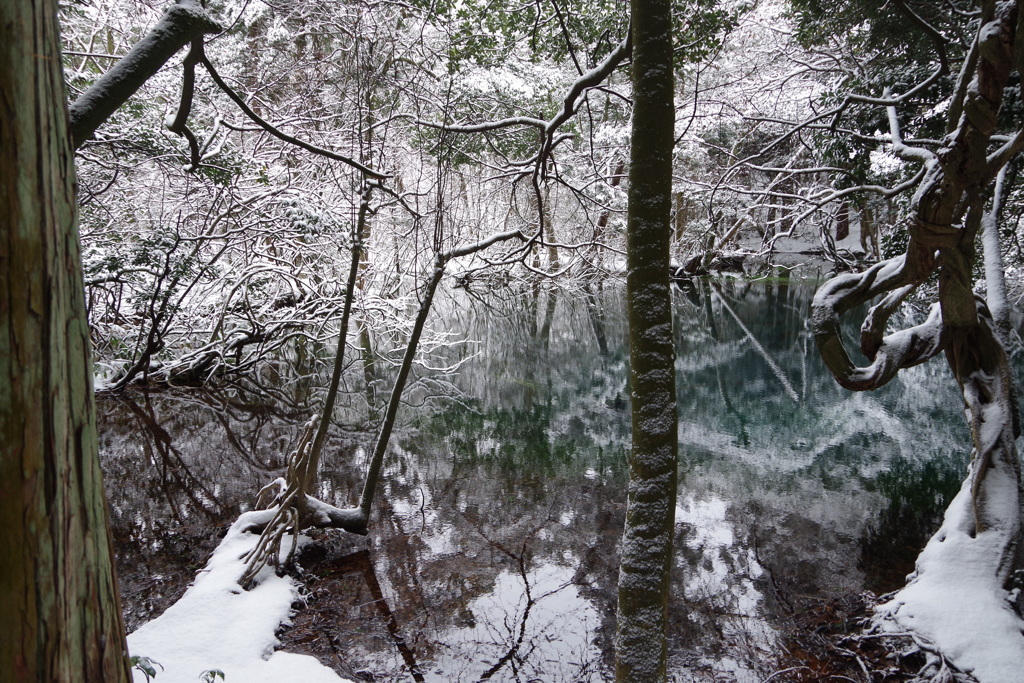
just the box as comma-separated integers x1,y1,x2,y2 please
0,1,132,681
614,0,679,678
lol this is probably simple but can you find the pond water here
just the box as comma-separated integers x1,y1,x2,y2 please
98,278,975,682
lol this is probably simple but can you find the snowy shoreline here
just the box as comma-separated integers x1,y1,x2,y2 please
127,511,353,683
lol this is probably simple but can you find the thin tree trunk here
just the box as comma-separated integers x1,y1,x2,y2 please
301,186,370,493
544,186,560,271
594,159,625,269
358,264,445,517
673,192,687,243
614,0,678,678
239,232,524,575
358,319,378,412
0,1,132,680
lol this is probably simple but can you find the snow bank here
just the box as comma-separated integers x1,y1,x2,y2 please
875,478,1024,683
127,511,352,683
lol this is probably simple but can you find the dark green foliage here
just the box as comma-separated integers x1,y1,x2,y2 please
879,224,910,260
788,0,970,187
411,119,543,166
410,0,739,70
789,0,973,65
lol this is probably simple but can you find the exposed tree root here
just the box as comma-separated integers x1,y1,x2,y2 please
239,416,367,586
769,592,980,682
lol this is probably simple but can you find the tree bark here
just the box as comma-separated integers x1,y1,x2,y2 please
614,0,678,678
0,1,132,681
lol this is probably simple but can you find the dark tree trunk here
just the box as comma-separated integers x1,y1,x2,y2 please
835,202,850,241
0,1,132,681
614,0,678,679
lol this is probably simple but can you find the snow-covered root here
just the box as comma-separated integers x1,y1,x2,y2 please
873,357,1024,683
126,511,353,683
815,262,1024,681
850,344,1024,683
239,418,367,585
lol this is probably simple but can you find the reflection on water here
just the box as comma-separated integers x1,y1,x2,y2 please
675,495,774,682
99,279,974,681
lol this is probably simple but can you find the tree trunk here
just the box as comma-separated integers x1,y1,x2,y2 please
614,0,678,679
594,159,625,269
835,201,850,241
673,192,688,243
0,1,132,681
811,4,1024,675
358,264,445,518
544,185,560,271
302,186,370,493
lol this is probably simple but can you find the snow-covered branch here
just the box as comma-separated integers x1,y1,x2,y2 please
199,53,389,180
69,0,220,148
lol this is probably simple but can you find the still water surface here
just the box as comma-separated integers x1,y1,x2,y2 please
98,279,974,682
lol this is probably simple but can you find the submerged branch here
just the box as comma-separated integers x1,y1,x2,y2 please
711,282,799,402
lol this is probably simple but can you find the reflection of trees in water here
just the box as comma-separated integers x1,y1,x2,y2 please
671,496,776,677
99,282,976,679
280,454,625,682
465,516,578,681
858,455,966,592
282,547,427,681
99,384,368,632
370,410,627,680
124,394,224,522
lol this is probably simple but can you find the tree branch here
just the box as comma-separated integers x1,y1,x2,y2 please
892,0,950,74
199,54,389,179
69,0,220,149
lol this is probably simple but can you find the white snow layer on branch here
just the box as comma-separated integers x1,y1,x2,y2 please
982,167,1011,333
127,510,353,683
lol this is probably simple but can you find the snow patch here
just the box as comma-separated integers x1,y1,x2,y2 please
127,511,352,683
875,479,1024,683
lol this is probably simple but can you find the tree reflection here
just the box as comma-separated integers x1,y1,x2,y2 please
100,282,972,679
859,455,966,592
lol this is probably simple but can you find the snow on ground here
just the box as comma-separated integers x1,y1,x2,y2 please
127,511,352,683
875,478,1024,683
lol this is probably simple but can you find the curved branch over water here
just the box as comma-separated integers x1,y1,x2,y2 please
811,3,1024,675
